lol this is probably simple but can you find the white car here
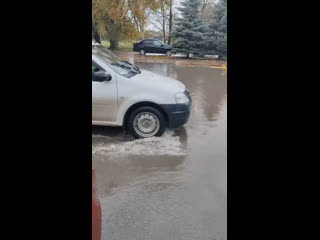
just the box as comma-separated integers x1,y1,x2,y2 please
92,43,191,138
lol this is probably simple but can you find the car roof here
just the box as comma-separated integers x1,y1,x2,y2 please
138,39,163,44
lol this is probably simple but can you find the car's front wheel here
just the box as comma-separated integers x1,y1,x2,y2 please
127,106,166,138
139,49,146,55
166,50,172,56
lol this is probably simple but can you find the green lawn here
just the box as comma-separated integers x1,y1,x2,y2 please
101,41,133,52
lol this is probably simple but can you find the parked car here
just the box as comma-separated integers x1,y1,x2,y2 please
92,42,191,138
133,39,173,56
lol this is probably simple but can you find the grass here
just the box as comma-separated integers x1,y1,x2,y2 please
101,41,133,52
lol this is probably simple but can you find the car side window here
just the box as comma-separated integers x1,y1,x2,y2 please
153,41,161,47
143,40,152,45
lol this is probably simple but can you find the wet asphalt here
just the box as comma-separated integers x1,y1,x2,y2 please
92,62,227,240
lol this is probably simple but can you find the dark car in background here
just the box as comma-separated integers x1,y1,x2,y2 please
133,39,173,56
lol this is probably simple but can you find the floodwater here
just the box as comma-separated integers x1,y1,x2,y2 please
115,51,227,68
92,63,227,240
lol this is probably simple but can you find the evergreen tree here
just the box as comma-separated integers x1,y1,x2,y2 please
171,0,207,57
207,0,227,58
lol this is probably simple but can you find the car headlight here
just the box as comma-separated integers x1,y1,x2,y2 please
175,92,190,104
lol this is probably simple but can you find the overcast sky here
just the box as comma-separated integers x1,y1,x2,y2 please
145,0,181,31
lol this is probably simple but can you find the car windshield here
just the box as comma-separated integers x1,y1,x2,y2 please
92,45,140,78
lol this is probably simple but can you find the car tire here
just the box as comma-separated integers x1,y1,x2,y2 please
166,50,172,56
127,106,166,138
139,49,146,55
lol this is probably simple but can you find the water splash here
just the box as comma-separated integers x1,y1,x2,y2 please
92,131,186,157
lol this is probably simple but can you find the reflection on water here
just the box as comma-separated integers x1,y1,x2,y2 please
137,63,227,122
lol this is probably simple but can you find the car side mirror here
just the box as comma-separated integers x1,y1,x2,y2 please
94,71,112,82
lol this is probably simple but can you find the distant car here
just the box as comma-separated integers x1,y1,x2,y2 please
133,39,173,56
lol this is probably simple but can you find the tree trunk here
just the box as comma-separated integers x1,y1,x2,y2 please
140,25,145,39
162,6,166,44
109,37,119,50
162,15,166,44
109,26,121,50
168,1,173,45
200,0,208,19
94,31,101,44
93,21,101,44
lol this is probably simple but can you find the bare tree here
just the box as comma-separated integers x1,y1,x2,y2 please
200,0,209,18
168,0,174,44
149,0,175,44
200,0,215,21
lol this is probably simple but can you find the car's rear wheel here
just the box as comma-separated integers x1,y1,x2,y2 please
127,106,166,138
139,49,146,55
166,50,172,56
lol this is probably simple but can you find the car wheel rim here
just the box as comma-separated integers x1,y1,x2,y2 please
133,112,160,138
167,51,171,56
140,49,145,55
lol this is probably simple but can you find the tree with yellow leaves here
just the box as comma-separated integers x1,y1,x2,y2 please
92,0,160,50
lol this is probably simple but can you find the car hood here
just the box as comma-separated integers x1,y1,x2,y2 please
131,69,185,93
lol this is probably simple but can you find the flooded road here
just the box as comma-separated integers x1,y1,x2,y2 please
115,51,227,68
92,63,227,240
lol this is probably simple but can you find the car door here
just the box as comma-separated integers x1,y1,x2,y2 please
143,40,154,53
153,40,164,53
92,60,118,123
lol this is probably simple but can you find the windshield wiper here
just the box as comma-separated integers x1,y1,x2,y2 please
111,62,140,74
121,60,141,73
